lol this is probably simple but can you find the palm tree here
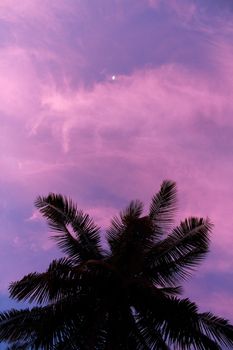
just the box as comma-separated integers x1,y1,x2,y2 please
1,180,233,349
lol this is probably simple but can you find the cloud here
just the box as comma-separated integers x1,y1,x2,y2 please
0,0,71,24
2,59,233,247
167,0,197,21
0,1,233,326
147,0,161,9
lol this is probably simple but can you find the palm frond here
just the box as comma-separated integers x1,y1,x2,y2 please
8,258,79,304
198,312,233,348
0,296,91,349
35,194,102,260
135,313,170,350
132,283,228,350
144,217,212,285
107,200,144,251
6,342,32,350
106,200,157,276
158,286,183,296
160,298,233,350
149,180,177,237
120,200,144,223
0,308,37,344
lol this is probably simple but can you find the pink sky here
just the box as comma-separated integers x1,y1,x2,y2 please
0,0,233,324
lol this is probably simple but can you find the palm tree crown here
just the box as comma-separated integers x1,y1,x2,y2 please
1,180,233,349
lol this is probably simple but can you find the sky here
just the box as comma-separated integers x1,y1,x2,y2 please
0,0,233,336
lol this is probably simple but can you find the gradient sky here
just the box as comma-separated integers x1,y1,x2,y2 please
0,0,233,333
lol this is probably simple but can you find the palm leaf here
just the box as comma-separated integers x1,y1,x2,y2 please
8,258,79,304
35,194,102,261
107,199,144,251
198,312,233,348
6,342,32,350
135,313,170,350
0,296,91,349
9,258,121,307
106,200,156,276
144,217,212,285
131,282,231,350
149,180,177,238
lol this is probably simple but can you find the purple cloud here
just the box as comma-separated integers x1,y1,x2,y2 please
0,0,232,323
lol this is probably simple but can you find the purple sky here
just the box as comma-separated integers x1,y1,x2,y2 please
0,0,233,325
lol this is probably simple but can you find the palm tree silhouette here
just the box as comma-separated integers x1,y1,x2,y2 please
1,180,233,349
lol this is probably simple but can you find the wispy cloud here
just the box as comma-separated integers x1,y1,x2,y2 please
0,0,233,321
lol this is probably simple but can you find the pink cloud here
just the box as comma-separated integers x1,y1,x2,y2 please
0,0,72,25
0,47,41,118
167,0,197,21
147,0,161,9
2,60,232,254
0,1,233,325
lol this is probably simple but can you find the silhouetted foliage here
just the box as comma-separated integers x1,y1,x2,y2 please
1,180,233,349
